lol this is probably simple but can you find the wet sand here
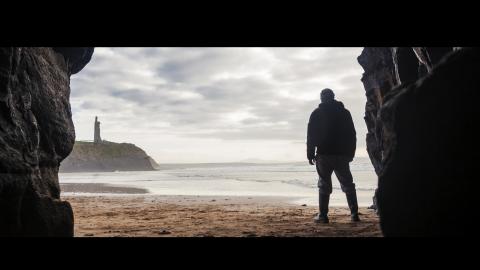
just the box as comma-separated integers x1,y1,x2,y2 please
65,193,382,237
61,183,149,194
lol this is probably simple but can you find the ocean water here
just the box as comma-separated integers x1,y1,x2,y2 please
59,157,377,206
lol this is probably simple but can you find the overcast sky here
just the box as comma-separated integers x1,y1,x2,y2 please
70,47,367,163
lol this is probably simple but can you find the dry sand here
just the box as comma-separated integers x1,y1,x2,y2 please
65,193,382,237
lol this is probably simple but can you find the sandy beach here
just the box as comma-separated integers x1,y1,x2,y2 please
63,184,382,237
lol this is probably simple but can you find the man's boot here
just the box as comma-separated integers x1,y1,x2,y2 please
314,192,330,224
346,191,360,222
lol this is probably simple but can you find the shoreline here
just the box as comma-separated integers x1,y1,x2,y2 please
64,194,382,237
61,183,149,194
60,183,306,205
59,182,375,207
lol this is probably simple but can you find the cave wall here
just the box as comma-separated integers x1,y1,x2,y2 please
0,47,93,236
358,47,455,175
357,47,398,175
358,47,480,236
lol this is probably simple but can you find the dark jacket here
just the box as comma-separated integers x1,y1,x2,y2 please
307,100,356,160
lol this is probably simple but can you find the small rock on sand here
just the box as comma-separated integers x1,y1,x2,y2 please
242,232,257,237
157,230,171,235
301,204,307,207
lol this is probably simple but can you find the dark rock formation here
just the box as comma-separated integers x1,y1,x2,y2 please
358,47,479,236
60,141,158,172
0,47,93,236
52,47,94,75
359,47,455,176
378,48,478,236
357,47,398,175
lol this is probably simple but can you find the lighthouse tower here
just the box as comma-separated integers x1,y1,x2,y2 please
94,116,102,144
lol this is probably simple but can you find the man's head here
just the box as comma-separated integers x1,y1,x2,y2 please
320,88,335,103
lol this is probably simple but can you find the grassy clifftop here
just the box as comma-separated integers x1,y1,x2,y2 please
60,141,159,172
70,141,148,158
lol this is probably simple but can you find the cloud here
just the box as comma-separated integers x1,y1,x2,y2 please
70,47,367,163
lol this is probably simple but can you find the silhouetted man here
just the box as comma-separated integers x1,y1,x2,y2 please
307,88,360,223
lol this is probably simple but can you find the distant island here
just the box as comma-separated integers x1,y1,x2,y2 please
60,117,159,173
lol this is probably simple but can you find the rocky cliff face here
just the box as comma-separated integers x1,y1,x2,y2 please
358,47,478,236
357,48,398,174
0,47,93,236
60,141,158,172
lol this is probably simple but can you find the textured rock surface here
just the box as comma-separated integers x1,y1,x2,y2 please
60,141,158,172
357,47,398,174
377,48,479,236
52,47,94,75
359,47,477,236
358,47,455,175
0,47,93,236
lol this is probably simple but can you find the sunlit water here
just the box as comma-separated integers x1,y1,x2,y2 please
59,157,377,206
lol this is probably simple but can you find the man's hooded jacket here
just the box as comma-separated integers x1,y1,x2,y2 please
307,100,356,160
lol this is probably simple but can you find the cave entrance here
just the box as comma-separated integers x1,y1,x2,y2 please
0,47,465,237
60,47,383,237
